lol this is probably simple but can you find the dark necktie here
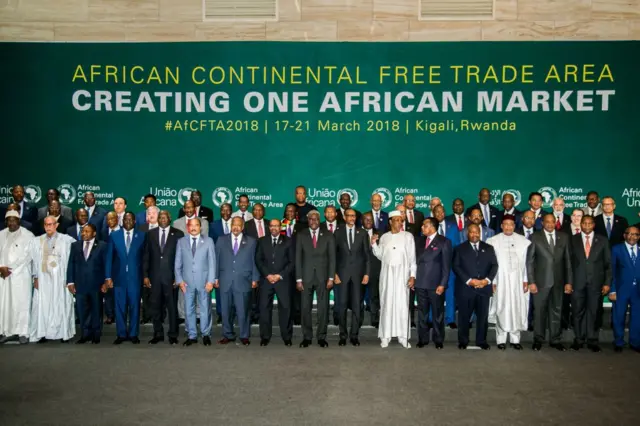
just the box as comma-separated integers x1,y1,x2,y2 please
126,231,131,253
84,241,90,260
473,243,479,255
191,237,197,256
548,234,555,251
348,228,353,249
606,217,612,238
526,230,531,240
272,237,277,247
160,229,166,251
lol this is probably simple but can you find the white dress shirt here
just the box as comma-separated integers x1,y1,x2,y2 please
555,212,565,226
531,208,542,219
232,210,253,221
221,218,232,234
582,232,594,250
148,223,159,230
325,220,337,233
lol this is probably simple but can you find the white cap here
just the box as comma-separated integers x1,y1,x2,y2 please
5,210,19,219
389,210,402,218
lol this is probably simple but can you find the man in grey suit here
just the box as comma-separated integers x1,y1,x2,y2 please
37,188,73,222
173,200,209,237
296,210,336,348
526,213,574,351
582,191,603,217
175,217,216,346
215,217,259,346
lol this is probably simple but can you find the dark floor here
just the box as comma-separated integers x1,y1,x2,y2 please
1,310,639,426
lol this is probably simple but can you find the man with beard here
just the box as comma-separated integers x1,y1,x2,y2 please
582,191,602,217
336,192,362,225
173,200,209,237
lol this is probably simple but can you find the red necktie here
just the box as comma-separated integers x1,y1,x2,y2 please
555,217,561,230
312,231,317,248
329,223,333,233
575,229,580,235
408,210,414,224
457,215,463,231
257,220,264,237
425,236,431,249
584,235,591,258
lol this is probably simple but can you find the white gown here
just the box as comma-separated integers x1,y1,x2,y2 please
29,233,76,341
486,233,530,336
0,227,35,337
372,231,416,344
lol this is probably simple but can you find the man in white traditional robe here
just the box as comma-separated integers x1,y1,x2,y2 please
29,215,76,343
0,210,35,344
371,210,416,348
486,214,530,350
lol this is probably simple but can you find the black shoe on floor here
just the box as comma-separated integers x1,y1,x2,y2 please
37,338,48,344
510,343,523,350
550,343,566,352
570,342,583,351
447,322,457,329
350,338,360,347
260,339,269,347
614,345,623,353
61,339,70,344
372,321,379,329
338,338,347,346
318,339,329,348
299,339,311,348
497,343,506,350
169,337,178,345
131,337,140,344
183,339,197,346
458,343,467,350
427,322,433,329
113,337,126,345
283,339,292,347
417,341,427,348
435,343,443,350
76,337,90,344
587,344,601,353
240,338,250,346
149,337,164,345
91,337,100,344
203,336,212,346
479,343,490,350
532,342,542,351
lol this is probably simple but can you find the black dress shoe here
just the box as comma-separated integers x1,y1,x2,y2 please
113,337,126,345
131,337,140,344
527,324,534,332
293,318,301,326
216,314,222,325
570,342,583,351
203,336,212,346
60,339,70,343
92,337,100,344
76,337,89,344
479,343,490,350
350,338,360,347
104,318,114,325
183,339,197,346
631,345,640,353
372,321,379,329
37,338,48,344
435,343,443,350
411,321,416,328
338,338,347,346
532,342,542,351
240,338,250,346
550,343,566,352
283,339,292,347
169,337,178,345
416,341,427,348
497,343,506,350
458,343,467,350
260,338,270,346
217,337,234,345
614,345,623,353
318,339,329,348
448,322,458,329
510,343,523,351
427,322,433,329
299,339,311,348
587,344,601,353
149,336,164,345
333,316,339,326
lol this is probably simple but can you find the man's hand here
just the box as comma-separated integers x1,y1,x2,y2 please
100,284,107,294
609,292,617,302
362,275,369,285
213,279,220,289
251,281,258,289
205,282,214,293
105,278,113,289
179,282,187,294
0,266,12,279
492,284,497,294
143,278,151,288
296,281,304,292
68,284,76,294
528,283,538,294
33,278,39,289
371,234,379,245
564,284,573,294
334,274,341,285
408,277,415,289
436,285,445,296
602,285,610,295
326,279,333,290
523,282,528,293
266,274,277,284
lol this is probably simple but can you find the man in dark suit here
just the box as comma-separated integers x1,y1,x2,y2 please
609,226,640,353
334,208,370,346
67,208,89,241
495,192,522,233
366,192,389,233
66,224,107,344
361,213,381,327
256,219,294,346
178,190,214,223
143,210,184,345
105,212,147,344
527,192,548,231
0,203,33,232
1,185,37,223
403,194,424,230
466,188,499,231
453,224,498,350
415,217,452,349
594,196,628,246
570,215,611,352
296,210,336,348
209,202,233,323
583,191,603,217
82,191,107,228
395,205,418,236
37,188,73,222
137,206,159,233
445,198,467,235
215,217,259,346
336,192,362,225
526,213,573,351
35,200,73,237
135,194,156,226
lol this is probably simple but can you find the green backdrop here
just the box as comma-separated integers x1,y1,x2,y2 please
1,41,638,223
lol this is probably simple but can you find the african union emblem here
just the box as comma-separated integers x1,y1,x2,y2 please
337,188,359,207
373,187,393,209
502,189,522,207
212,187,233,207
58,184,77,204
23,185,42,203
538,186,558,209
178,187,196,206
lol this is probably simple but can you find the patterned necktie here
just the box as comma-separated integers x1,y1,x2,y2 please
84,241,90,260
556,216,561,230
408,210,414,224
348,228,353,249
312,231,317,248
457,215,463,231
548,234,555,251
606,217,612,238
473,243,479,255
526,230,531,240
483,205,489,227
257,220,264,238
287,224,292,237
425,236,431,249
584,235,591,258
224,221,229,234
126,231,131,253
233,237,239,255
329,223,333,233
631,247,637,265
160,229,166,252
439,223,444,236
191,237,197,256
375,212,379,228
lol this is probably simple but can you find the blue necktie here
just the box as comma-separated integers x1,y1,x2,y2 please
631,247,637,265
125,232,131,254
191,237,197,256
606,217,612,238
224,221,229,234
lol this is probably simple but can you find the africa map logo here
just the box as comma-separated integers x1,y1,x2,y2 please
178,187,196,206
538,186,558,209
338,188,359,207
212,187,233,207
23,185,42,203
58,184,77,204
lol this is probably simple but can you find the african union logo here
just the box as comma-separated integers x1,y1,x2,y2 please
337,188,359,207
373,187,393,209
502,189,522,207
538,186,558,209
212,187,233,207
23,185,42,203
58,184,77,204
178,187,196,206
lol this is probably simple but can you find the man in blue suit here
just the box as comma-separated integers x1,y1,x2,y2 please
433,205,461,328
215,217,259,346
610,226,640,353
66,208,89,241
67,224,108,344
175,217,216,346
105,212,146,344
135,194,156,226
527,192,549,231
366,193,389,233
209,202,233,323
83,191,107,228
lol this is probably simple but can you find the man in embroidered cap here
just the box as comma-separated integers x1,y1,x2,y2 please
486,214,531,350
0,210,35,344
371,210,416,348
